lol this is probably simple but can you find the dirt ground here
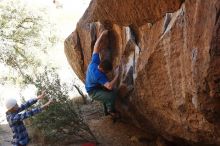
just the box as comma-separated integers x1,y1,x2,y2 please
0,101,161,146
0,124,12,146
76,101,157,146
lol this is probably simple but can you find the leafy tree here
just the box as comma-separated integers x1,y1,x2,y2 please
0,0,57,83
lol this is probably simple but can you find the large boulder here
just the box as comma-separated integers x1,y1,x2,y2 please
64,0,220,145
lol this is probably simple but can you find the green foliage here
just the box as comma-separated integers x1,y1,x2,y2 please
0,0,58,83
26,68,96,142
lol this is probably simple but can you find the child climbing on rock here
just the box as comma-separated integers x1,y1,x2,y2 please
5,91,53,146
85,30,120,120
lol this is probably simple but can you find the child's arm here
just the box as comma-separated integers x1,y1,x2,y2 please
9,107,42,124
17,98,39,112
93,30,108,54
17,91,46,112
8,99,52,124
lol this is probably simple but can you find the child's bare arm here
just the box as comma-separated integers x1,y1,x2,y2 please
93,30,108,54
37,90,46,100
40,99,53,110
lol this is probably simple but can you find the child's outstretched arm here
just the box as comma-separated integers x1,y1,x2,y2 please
93,30,108,54
17,91,46,112
7,99,53,125
40,99,53,110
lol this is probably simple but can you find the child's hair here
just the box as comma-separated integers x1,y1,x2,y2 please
99,60,113,72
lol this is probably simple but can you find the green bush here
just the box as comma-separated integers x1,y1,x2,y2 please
26,68,96,143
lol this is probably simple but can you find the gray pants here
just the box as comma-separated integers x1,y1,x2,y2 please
89,89,117,112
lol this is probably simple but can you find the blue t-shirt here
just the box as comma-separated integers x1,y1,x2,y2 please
85,53,108,93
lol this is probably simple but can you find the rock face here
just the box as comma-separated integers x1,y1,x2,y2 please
64,0,220,145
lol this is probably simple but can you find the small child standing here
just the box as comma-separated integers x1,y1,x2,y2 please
5,91,52,146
